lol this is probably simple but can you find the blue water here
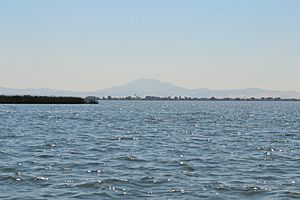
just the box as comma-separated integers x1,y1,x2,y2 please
0,101,299,199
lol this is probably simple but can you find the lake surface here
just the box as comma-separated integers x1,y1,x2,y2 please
0,101,299,199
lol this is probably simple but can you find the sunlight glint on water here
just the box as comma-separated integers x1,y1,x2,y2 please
0,101,300,199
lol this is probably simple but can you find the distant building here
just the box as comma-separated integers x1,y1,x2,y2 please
84,96,99,104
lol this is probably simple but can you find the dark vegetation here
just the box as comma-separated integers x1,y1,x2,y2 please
0,95,98,104
1,95,299,104
100,96,300,101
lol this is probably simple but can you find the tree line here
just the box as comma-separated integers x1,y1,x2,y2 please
0,95,88,104
100,96,300,101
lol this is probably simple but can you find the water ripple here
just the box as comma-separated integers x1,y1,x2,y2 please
0,102,299,199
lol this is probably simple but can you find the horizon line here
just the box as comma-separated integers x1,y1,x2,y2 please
0,78,300,93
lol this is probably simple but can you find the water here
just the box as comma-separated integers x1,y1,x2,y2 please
0,101,299,199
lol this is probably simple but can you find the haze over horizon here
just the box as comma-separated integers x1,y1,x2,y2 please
1,78,300,93
1,0,300,91
2,78,300,99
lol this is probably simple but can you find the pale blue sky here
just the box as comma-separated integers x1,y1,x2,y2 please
0,0,299,91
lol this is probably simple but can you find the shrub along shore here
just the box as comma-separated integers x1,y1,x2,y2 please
0,95,299,104
100,96,300,101
0,95,98,104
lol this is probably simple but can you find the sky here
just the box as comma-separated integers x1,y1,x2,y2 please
0,0,300,91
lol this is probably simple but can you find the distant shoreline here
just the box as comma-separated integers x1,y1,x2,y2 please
98,96,300,102
0,95,98,104
0,95,299,104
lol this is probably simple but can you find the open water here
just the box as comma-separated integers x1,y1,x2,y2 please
0,101,299,199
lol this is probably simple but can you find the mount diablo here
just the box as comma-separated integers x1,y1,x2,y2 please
1,79,300,98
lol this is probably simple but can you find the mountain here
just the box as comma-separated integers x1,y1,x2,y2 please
93,79,193,97
93,79,300,98
0,87,87,97
1,78,300,98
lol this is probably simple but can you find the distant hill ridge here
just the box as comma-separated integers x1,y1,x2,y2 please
1,78,300,98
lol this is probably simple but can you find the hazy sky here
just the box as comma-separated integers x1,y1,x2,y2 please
1,0,299,91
